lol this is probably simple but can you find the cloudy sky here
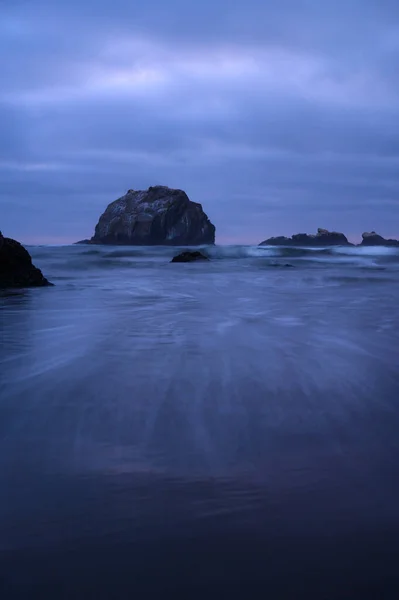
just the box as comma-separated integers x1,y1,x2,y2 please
1,0,399,244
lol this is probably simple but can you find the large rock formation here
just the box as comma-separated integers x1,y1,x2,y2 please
259,228,351,247
86,186,216,246
360,232,399,247
0,233,52,288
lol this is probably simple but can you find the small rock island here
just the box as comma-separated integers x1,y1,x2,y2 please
171,251,209,263
360,232,399,247
81,186,216,246
259,228,352,247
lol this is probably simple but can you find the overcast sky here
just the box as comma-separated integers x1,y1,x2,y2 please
1,0,399,244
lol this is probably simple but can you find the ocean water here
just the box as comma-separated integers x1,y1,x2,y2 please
1,243,399,599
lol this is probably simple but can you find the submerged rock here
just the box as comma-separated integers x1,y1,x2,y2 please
171,251,209,263
360,232,399,247
260,228,351,247
269,262,295,268
0,233,52,288
86,186,216,246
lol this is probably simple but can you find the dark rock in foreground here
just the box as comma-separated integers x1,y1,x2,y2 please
360,232,399,247
171,251,209,263
270,263,295,268
260,228,352,247
0,233,52,288
86,186,216,246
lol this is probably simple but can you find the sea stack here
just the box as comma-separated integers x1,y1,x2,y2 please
259,228,352,247
0,232,52,288
360,232,399,247
85,186,216,246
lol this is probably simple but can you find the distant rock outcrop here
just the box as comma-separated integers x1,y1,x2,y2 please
259,228,351,247
171,251,209,263
85,186,215,246
0,232,52,288
360,232,399,247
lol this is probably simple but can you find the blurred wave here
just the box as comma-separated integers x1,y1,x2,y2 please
26,243,399,274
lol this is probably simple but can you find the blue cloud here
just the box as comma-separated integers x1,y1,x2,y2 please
1,0,399,243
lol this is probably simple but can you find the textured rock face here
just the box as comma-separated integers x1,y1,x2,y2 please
90,186,216,246
171,251,209,263
260,228,351,247
0,234,52,288
360,232,399,247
